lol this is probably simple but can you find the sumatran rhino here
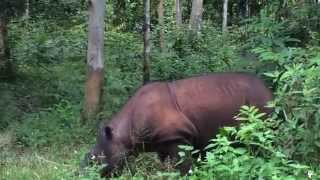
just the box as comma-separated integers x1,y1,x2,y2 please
82,72,273,177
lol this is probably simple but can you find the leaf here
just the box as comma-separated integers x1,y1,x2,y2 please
178,151,185,157
178,145,194,151
255,112,267,119
205,143,216,150
234,148,247,155
310,55,320,65
192,149,200,155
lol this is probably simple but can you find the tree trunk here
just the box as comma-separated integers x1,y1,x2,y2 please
239,0,248,19
83,0,106,120
189,0,203,33
222,0,228,32
143,0,151,84
246,0,250,18
158,0,165,52
0,18,13,80
25,0,30,18
176,0,182,26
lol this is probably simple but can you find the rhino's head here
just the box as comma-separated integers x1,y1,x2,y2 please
81,124,129,177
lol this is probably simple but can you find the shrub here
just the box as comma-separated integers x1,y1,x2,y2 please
253,45,320,164
180,106,318,180
14,100,93,148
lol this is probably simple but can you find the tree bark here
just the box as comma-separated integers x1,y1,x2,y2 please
246,0,250,18
239,0,248,19
83,0,106,120
0,18,13,80
189,0,203,33
143,0,151,84
176,0,182,26
158,0,165,52
25,0,30,18
222,0,228,32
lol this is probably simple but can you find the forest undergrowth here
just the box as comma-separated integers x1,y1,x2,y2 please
1,2,320,179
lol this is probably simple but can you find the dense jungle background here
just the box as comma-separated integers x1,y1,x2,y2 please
0,0,320,179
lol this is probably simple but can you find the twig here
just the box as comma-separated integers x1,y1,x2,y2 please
35,153,72,167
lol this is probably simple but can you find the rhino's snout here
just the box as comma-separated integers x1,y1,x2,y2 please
81,147,107,168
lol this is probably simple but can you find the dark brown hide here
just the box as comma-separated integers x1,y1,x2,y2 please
85,72,273,176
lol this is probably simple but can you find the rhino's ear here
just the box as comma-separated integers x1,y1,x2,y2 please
104,126,113,140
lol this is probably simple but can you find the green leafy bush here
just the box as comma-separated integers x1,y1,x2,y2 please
14,100,93,148
0,83,21,130
151,26,254,80
179,106,318,180
2,2,320,179
9,18,87,67
241,7,320,165
252,43,320,164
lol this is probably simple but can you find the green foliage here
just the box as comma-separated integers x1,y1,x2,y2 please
28,0,86,23
0,83,21,130
256,46,320,164
1,145,95,180
1,0,320,179
103,31,142,116
151,25,254,80
9,18,87,67
177,144,200,166
242,2,320,50
107,0,143,31
277,1,320,44
241,10,294,51
248,12,320,161
182,106,318,180
0,0,25,20
14,100,93,148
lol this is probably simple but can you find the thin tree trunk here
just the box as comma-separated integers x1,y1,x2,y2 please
25,0,30,18
143,0,151,84
222,0,228,32
239,0,248,19
0,18,13,80
83,0,106,120
176,0,182,26
189,0,203,33
246,0,249,18
158,0,165,52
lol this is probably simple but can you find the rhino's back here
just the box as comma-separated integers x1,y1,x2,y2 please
169,72,272,147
